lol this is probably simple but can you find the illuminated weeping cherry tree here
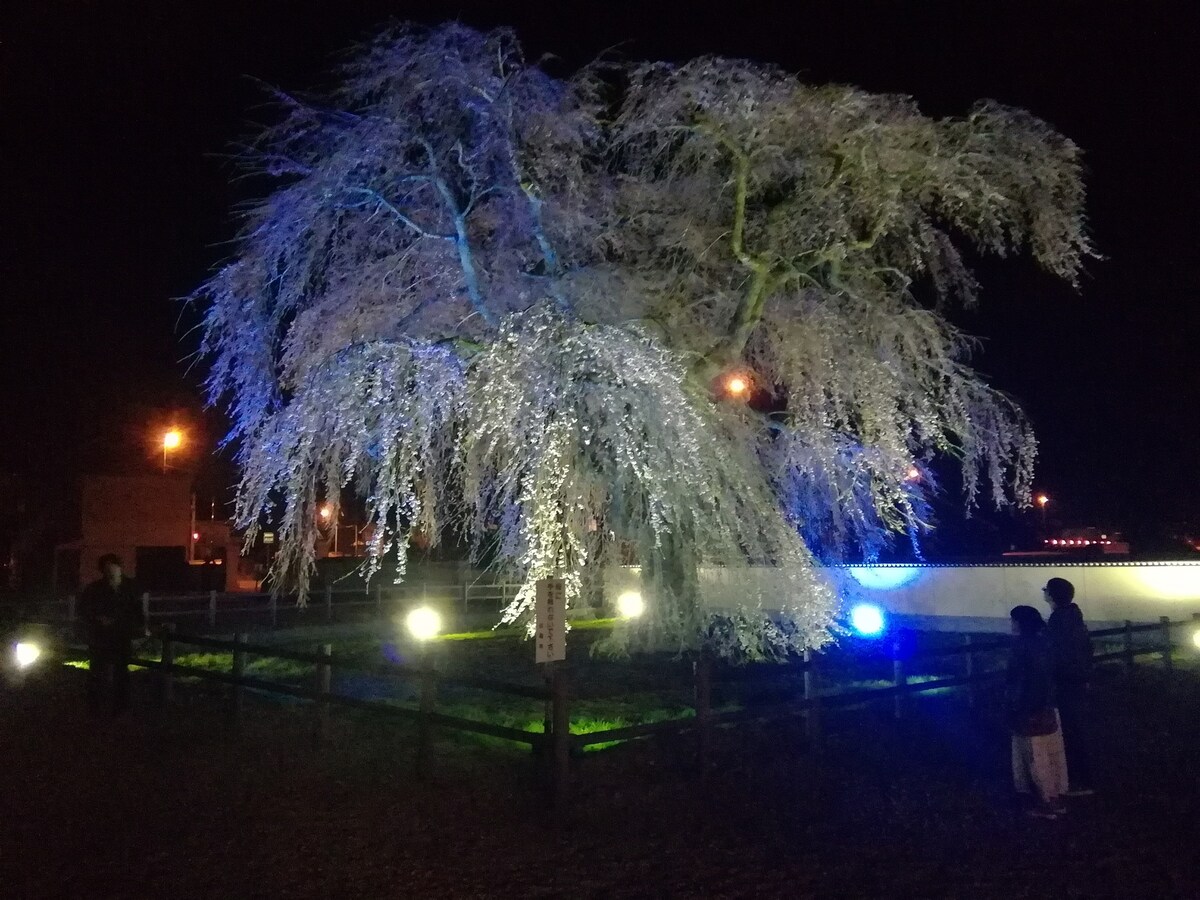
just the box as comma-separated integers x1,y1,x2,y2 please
198,24,1091,660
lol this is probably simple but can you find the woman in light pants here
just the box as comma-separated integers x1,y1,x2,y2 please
1008,605,1068,819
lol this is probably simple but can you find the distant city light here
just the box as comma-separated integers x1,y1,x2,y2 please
405,606,442,641
849,603,886,637
192,532,200,541
1036,494,1050,507
14,642,41,669
616,590,645,619
163,429,182,450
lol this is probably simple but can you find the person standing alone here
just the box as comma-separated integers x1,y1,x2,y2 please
1043,576,1094,794
78,554,147,717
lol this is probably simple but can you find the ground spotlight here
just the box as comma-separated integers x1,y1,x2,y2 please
14,641,41,669
405,606,442,642
616,591,645,619
849,603,886,637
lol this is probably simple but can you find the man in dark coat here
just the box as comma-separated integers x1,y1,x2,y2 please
78,554,146,716
1043,576,1094,794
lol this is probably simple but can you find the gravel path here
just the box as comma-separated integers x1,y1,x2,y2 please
2,663,1197,898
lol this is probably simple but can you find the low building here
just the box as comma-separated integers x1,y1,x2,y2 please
55,474,195,593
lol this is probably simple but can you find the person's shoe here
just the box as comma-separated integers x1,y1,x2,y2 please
1063,786,1095,797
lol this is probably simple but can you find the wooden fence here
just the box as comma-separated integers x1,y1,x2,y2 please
48,581,523,632
126,614,1198,800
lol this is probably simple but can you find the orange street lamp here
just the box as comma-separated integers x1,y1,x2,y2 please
725,375,749,397
1036,493,1050,530
905,466,921,482
162,429,183,473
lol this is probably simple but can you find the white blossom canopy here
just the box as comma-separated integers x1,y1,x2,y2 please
197,24,1091,660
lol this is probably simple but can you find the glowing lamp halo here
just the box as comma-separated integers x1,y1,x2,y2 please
848,603,887,637
14,641,41,669
1192,629,1200,651
616,590,645,619
405,606,442,642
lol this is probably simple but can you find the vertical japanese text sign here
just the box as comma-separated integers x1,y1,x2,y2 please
535,578,566,663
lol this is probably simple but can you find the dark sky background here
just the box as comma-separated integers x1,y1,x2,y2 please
2,1,1198,547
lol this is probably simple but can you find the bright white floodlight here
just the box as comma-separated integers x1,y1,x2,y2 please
405,606,442,641
14,642,41,669
616,591,645,619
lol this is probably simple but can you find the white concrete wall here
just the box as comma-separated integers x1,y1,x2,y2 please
829,562,1200,631
602,561,1200,632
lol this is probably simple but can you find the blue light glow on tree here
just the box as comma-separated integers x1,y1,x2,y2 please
196,24,1091,660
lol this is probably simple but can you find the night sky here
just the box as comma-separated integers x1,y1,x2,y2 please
3,1,1197,541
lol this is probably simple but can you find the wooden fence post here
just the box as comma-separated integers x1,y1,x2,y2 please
693,649,712,773
66,594,76,623
1123,620,1135,676
803,647,821,746
208,590,218,628
892,638,906,720
325,584,333,622
963,634,977,709
1160,616,1173,675
159,623,176,708
141,592,151,628
551,664,570,804
462,583,470,613
416,648,437,777
313,643,332,746
230,632,247,729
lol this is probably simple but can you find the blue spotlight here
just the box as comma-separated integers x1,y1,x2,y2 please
849,603,886,637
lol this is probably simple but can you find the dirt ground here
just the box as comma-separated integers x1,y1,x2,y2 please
1,661,1197,899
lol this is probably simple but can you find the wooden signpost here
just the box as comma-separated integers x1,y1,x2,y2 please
535,578,569,803
535,578,567,664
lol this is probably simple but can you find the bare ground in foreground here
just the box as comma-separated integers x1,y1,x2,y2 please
1,662,1197,899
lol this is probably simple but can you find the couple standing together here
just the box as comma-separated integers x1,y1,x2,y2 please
1008,577,1094,820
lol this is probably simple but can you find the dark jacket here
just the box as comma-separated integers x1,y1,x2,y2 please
1047,602,1092,685
1007,632,1056,722
78,577,145,648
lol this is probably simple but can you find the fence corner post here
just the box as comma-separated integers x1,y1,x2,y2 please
963,633,977,709
694,648,713,774
313,643,332,747
892,637,906,720
551,663,570,806
803,646,822,747
208,590,217,628
159,623,176,709
1123,620,1135,677
141,592,151,626
230,632,247,730
416,647,437,778
1160,616,1173,675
